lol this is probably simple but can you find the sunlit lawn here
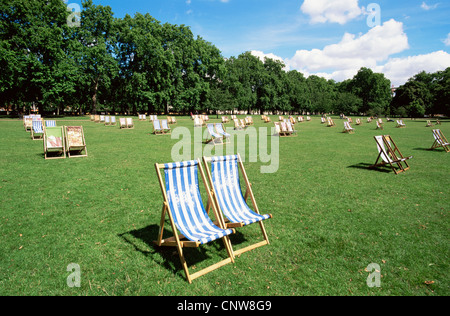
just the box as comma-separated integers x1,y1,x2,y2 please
0,115,448,296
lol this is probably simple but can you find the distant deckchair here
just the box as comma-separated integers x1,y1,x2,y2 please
355,118,362,125
44,126,66,160
376,121,384,130
206,123,223,145
370,135,412,174
222,116,230,123
215,123,231,144
396,120,406,128
65,126,88,158
126,118,134,129
426,120,434,127
203,154,272,256
139,114,146,121
154,160,235,283
233,118,244,130
31,120,44,140
264,116,271,123
327,117,336,127
161,119,171,134
24,117,32,131
343,121,355,134
153,120,164,135
110,116,117,126
119,118,127,129
104,116,111,126
431,129,450,153
194,117,204,127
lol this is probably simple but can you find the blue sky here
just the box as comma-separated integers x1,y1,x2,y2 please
78,0,450,86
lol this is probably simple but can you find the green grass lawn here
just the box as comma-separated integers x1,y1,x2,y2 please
0,115,448,296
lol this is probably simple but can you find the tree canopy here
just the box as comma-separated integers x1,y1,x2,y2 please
1,0,448,117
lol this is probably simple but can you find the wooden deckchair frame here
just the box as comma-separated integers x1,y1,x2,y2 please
31,120,44,140
44,126,66,160
203,154,272,257
431,129,450,153
371,135,412,174
154,160,235,283
64,126,88,158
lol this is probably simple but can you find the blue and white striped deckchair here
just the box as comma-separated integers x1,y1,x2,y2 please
161,119,171,134
203,154,272,256
215,123,230,143
155,159,235,283
153,119,163,135
206,123,222,145
45,120,56,127
31,120,44,140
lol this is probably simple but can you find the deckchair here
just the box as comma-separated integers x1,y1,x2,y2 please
297,116,304,123
396,120,406,128
94,115,100,123
376,121,384,130
273,122,281,136
307,116,311,121
343,121,355,134
203,154,272,256
65,126,88,158
206,123,223,145
104,116,111,126
426,120,434,127
431,129,450,153
153,120,164,135
161,119,171,134
222,116,230,124
194,117,204,127
264,116,271,123
31,120,44,140
370,135,412,174
110,116,117,126
119,118,127,129
44,126,66,160
327,117,336,127
321,117,326,124
233,119,244,130
24,116,32,131
355,119,362,125
215,123,231,144
100,115,105,123
126,118,134,129
154,160,235,283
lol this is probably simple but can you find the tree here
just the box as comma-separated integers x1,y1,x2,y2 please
347,67,392,115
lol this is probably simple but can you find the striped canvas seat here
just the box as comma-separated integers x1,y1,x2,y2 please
431,129,450,152
155,159,235,283
203,154,272,256
163,161,234,244
45,120,56,127
208,155,271,226
371,135,412,174
207,124,222,145
161,119,171,134
31,120,44,140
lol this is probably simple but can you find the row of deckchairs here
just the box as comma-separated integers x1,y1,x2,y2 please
155,154,272,283
206,123,231,145
274,121,297,136
152,119,171,135
44,126,88,160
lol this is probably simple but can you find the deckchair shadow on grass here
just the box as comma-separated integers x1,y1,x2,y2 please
347,163,392,173
120,225,245,280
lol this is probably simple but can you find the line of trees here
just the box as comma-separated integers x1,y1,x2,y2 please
1,0,449,117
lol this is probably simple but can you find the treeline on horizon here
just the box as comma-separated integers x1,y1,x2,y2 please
1,0,449,117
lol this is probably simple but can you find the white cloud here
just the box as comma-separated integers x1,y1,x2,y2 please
300,0,363,25
286,19,409,75
444,33,450,46
377,51,450,86
250,50,290,71
421,2,439,10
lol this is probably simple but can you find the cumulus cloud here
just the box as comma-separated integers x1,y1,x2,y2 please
444,33,450,46
300,0,363,25
377,51,450,86
286,19,409,74
250,50,290,71
252,19,450,86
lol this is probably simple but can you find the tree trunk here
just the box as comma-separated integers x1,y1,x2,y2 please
92,75,100,114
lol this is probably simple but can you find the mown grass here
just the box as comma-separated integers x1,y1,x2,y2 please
0,115,448,296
